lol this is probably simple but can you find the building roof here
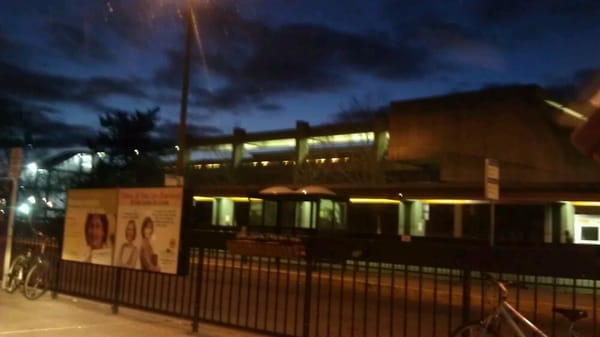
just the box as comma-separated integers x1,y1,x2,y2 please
37,150,92,170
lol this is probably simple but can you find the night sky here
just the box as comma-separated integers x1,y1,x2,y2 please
2,0,600,148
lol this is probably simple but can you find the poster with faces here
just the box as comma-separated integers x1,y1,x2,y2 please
63,187,183,273
61,189,118,265
114,188,183,274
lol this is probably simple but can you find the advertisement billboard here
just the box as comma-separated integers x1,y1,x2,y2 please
114,187,183,274
62,187,183,274
62,189,118,265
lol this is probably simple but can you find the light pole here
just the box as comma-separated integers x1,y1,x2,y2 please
176,1,193,177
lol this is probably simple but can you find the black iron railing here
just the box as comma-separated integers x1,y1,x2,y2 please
6,233,600,337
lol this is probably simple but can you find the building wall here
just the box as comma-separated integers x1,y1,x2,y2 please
388,86,600,183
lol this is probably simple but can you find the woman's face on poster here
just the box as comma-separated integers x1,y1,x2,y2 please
143,221,153,238
87,214,106,249
125,221,136,242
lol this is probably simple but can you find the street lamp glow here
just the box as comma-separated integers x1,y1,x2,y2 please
27,195,36,204
26,162,38,172
17,203,31,215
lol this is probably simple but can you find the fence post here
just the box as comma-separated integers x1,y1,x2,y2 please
192,248,205,333
462,269,471,323
50,239,60,299
111,267,122,314
302,251,313,337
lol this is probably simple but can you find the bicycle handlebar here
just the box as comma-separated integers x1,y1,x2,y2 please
482,272,508,299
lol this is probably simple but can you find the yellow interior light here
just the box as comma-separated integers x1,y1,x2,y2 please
194,196,261,202
570,201,600,207
350,198,400,204
230,197,262,202
421,199,486,205
193,196,214,202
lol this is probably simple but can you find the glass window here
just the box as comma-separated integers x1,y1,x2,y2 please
212,197,235,226
295,201,316,228
263,201,277,227
248,200,263,227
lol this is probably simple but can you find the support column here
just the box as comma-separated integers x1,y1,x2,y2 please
551,202,575,243
231,127,246,169
397,202,406,235
543,204,553,243
294,121,310,184
372,115,388,184
406,200,425,236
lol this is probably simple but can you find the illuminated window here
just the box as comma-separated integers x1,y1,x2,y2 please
308,132,375,146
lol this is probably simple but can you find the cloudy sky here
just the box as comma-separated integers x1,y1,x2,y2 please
2,0,600,148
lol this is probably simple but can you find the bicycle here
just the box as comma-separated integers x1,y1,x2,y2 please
4,231,53,300
450,272,588,337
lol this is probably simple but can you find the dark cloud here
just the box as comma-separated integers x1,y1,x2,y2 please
0,62,148,112
471,0,600,44
91,0,184,49
189,85,268,111
78,77,147,102
155,120,223,142
0,95,94,147
229,22,429,87
0,62,76,101
152,49,189,90
152,3,432,112
473,0,600,24
256,102,283,112
415,20,505,71
48,22,116,63
0,32,28,62
29,118,96,148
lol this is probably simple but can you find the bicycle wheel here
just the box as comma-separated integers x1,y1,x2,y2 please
451,321,497,337
24,262,50,300
4,255,27,293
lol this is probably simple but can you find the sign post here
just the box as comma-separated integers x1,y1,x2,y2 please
2,148,22,288
485,158,500,246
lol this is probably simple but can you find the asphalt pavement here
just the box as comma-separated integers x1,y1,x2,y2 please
0,289,268,337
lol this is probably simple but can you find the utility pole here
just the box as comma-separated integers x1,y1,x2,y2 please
176,2,193,177
2,148,21,288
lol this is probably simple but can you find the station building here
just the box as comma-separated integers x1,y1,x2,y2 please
185,85,600,244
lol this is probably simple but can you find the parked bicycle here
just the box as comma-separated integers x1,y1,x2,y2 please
451,272,588,337
4,231,53,300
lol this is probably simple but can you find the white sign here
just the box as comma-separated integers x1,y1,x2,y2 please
484,158,499,200
574,214,600,245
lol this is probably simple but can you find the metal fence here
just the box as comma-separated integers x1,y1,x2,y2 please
7,233,600,337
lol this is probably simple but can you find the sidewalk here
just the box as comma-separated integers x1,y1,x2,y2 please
0,290,268,337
